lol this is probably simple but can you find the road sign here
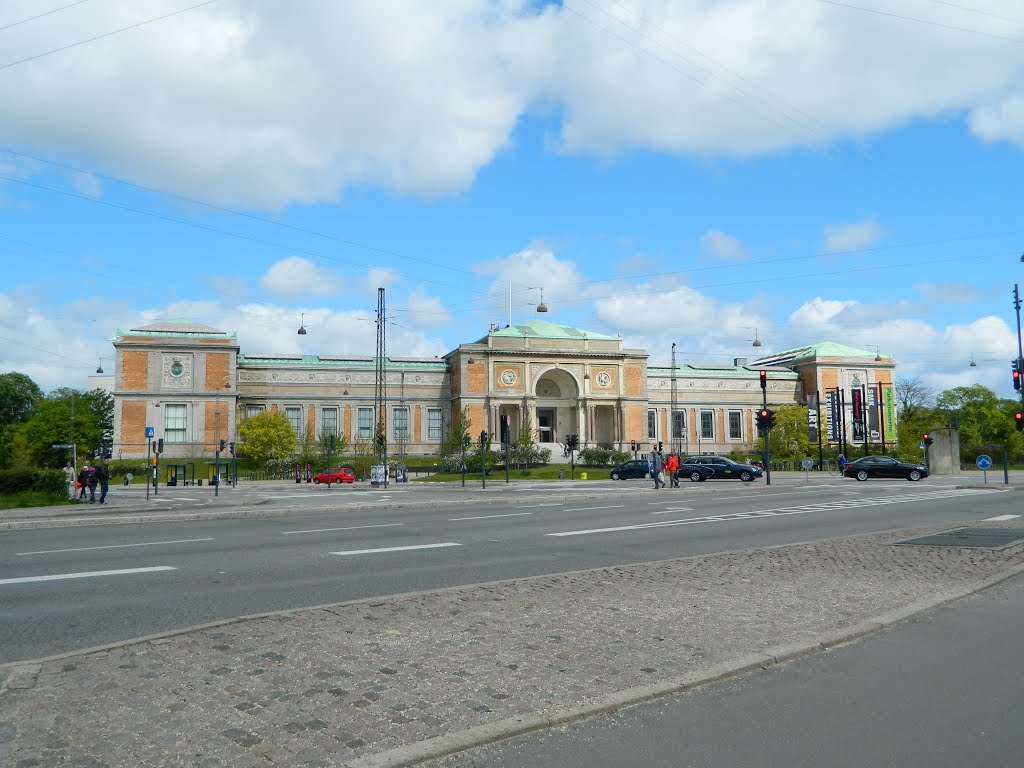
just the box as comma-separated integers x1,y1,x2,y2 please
51,443,73,449
918,441,925,449
145,426,155,438
976,455,993,470
801,457,814,470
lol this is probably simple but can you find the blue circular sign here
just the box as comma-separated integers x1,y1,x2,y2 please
976,454,992,470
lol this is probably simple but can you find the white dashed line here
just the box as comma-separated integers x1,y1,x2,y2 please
564,505,624,512
985,514,1021,521
330,543,461,556
0,566,176,586
16,538,213,556
449,512,534,521
282,523,403,535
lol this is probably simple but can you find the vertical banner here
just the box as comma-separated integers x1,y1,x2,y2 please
866,385,880,442
825,390,840,442
850,387,865,441
882,384,897,438
806,393,819,443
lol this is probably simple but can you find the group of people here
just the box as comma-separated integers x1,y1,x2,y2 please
647,449,681,489
62,457,111,503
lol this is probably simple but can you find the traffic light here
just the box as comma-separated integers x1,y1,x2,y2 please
756,409,769,430
500,414,510,445
463,434,471,447
923,433,934,446
219,439,226,452
229,441,235,456
1016,413,1023,431
1014,359,1022,391
480,430,487,445
766,410,776,430
759,370,767,390
630,439,636,451
657,441,663,452
157,438,164,454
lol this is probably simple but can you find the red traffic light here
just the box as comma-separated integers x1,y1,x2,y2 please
1016,413,1024,431
759,370,767,389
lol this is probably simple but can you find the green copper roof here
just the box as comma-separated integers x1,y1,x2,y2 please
489,320,618,341
118,320,236,339
754,341,885,364
238,354,446,369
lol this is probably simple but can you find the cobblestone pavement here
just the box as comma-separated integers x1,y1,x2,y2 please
2,520,1023,767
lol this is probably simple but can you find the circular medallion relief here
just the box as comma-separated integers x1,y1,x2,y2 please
596,372,611,387
170,361,184,378
500,369,518,386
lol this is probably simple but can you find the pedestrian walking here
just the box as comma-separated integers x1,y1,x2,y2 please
650,448,665,489
63,459,77,499
77,465,88,499
85,462,98,503
667,452,679,487
96,456,111,504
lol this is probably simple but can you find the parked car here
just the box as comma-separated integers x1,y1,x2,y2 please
679,455,763,482
609,459,653,480
312,467,355,484
675,463,715,483
842,456,928,481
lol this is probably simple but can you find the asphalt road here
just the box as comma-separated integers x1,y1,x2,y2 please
424,573,1024,768
0,478,1018,663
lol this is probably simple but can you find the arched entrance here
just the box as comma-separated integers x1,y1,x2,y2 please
534,368,580,444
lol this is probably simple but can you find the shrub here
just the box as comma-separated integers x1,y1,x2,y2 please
0,468,65,495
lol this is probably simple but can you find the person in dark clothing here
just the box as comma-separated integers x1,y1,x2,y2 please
77,466,88,499
85,462,97,502
96,456,111,504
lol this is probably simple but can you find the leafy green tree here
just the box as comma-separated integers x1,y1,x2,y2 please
756,404,811,460
933,384,1023,460
17,389,104,467
0,372,43,468
237,411,297,464
438,407,471,463
317,430,349,470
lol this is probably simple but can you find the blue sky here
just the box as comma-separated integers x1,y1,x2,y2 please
2,0,1023,399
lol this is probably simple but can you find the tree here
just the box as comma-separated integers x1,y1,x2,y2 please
438,407,471,463
894,377,934,419
17,389,103,467
317,430,349,469
236,411,297,464
934,385,1020,452
0,372,43,468
757,404,812,460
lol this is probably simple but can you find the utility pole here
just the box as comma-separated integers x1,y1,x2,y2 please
373,287,388,488
670,343,679,455
1015,284,1024,412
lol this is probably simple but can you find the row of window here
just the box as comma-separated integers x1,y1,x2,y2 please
249,404,443,441
649,410,746,442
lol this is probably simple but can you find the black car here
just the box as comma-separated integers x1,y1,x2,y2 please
675,463,715,482
842,456,928,481
679,455,763,482
609,459,652,480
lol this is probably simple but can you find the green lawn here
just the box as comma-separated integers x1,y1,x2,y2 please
0,492,75,510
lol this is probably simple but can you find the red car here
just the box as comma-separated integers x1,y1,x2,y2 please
312,467,355,484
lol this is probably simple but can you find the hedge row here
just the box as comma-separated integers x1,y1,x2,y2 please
0,469,66,495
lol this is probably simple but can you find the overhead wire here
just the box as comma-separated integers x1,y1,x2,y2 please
814,0,1024,42
0,0,91,34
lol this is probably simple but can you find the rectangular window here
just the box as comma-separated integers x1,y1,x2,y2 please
671,411,686,440
427,408,442,440
393,407,409,440
245,405,264,419
285,406,302,436
321,407,338,436
357,407,373,439
700,411,714,440
647,410,657,439
164,403,187,443
728,411,742,440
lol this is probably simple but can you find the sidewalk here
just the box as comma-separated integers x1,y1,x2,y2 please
2,519,1023,767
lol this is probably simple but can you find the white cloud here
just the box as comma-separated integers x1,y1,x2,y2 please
367,267,402,295
822,218,884,254
5,2,1024,208
700,230,746,261
404,285,451,330
259,257,341,300
914,281,984,305
475,243,587,321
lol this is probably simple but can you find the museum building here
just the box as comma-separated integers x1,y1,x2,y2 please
110,319,896,460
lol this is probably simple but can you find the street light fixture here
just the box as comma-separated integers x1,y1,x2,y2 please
96,356,104,374
752,328,762,348
297,313,307,335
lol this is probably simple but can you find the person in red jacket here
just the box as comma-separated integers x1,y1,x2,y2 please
666,453,680,487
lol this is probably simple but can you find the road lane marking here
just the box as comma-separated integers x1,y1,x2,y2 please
985,514,1021,521
0,566,176,585
564,504,624,512
449,512,533,521
16,538,213,556
548,489,999,537
330,543,461,556
518,503,564,508
652,507,693,514
283,523,402,535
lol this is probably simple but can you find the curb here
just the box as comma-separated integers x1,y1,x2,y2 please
344,560,1024,768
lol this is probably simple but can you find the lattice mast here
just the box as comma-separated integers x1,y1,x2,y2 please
374,287,387,477
671,342,680,454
